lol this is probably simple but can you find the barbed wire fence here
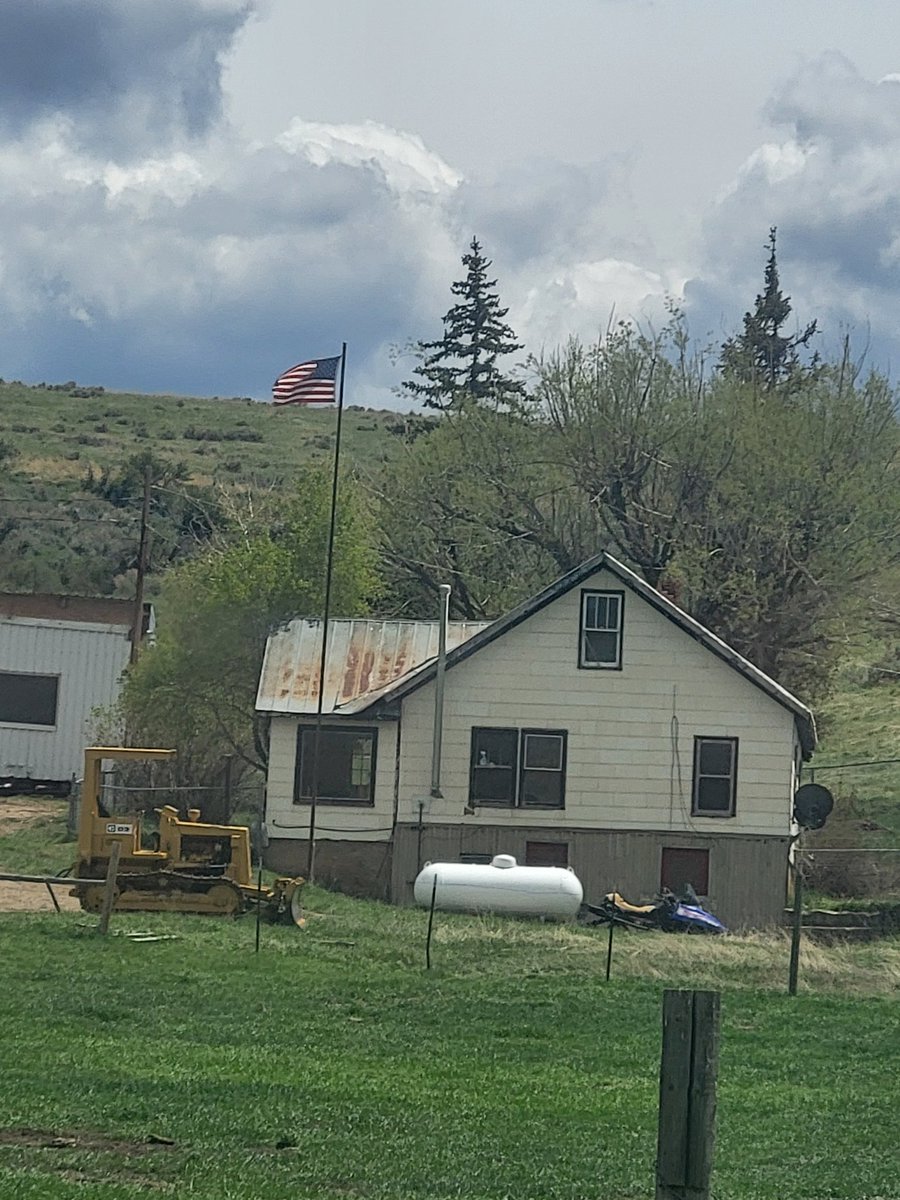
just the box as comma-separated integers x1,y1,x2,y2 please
800,756,900,899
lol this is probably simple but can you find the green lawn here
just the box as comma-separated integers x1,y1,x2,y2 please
0,805,73,877
1,888,898,1200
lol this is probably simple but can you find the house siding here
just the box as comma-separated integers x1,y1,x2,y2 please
396,567,797,838
390,822,789,929
264,715,398,841
262,566,805,927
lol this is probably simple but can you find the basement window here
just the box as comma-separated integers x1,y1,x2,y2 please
660,847,710,896
0,672,59,727
579,590,624,669
692,737,738,817
469,728,566,809
525,841,569,868
294,726,377,806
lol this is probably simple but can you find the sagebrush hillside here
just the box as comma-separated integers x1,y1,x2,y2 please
0,378,427,595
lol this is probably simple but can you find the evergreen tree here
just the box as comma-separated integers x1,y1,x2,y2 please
720,227,818,389
402,238,525,411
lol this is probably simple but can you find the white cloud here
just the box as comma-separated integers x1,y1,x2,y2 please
275,119,462,194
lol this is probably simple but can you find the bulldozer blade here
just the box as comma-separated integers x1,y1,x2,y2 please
289,887,306,928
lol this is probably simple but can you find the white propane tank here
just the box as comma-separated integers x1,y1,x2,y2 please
413,854,583,920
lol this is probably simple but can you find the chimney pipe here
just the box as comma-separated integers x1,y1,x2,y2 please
430,584,452,797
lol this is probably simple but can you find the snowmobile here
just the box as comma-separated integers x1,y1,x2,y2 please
580,884,726,934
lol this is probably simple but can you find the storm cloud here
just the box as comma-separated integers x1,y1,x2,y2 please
686,54,900,372
0,0,254,156
3,10,900,405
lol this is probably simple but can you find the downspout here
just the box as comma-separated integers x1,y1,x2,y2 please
430,584,451,798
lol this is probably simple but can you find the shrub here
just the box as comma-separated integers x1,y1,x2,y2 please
183,426,263,444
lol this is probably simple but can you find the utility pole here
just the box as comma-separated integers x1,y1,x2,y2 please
130,465,152,666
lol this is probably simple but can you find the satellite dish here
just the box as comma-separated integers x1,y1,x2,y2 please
793,783,834,831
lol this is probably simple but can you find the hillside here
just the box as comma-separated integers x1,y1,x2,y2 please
0,378,421,595
3,376,897,873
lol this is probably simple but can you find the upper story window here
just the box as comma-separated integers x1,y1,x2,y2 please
470,727,567,810
294,725,377,806
579,590,624,669
692,737,738,817
0,672,59,727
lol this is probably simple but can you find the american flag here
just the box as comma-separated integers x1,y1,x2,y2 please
272,356,340,405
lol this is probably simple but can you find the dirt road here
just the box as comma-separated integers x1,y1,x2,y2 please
0,798,79,912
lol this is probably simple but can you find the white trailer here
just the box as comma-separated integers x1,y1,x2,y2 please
0,594,152,793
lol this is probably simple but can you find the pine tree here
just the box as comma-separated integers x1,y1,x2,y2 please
402,238,524,411
720,227,818,389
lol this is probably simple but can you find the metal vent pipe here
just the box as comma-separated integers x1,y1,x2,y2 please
430,584,452,797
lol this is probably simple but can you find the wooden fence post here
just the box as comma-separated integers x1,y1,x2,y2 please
656,989,721,1200
97,842,122,936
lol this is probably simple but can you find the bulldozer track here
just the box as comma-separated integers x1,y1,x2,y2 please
75,870,247,916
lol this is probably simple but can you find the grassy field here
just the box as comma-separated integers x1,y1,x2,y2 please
1,805,899,1200
811,679,900,825
804,678,900,897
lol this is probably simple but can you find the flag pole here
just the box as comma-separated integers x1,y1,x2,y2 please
307,342,347,882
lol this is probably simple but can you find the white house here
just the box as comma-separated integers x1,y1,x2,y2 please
0,593,151,794
256,553,815,928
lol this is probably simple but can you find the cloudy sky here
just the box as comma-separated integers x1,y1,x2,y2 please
3,0,900,407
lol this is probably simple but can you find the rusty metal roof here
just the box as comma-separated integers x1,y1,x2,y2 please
255,618,491,715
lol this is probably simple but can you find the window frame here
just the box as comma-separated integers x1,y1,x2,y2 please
293,724,378,807
0,670,60,728
578,589,624,670
469,726,567,810
469,726,519,806
691,736,738,818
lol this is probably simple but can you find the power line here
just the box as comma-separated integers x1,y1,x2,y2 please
0,514,136,526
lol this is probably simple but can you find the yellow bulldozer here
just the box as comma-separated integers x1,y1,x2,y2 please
71,747,304,925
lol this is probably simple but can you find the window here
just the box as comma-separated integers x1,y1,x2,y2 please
0,672,59,726
294,726,377,805
692,737,738,817
470,728,517,803
661,847,710,895
525,841,569,867
579,590,623,669
469,727,567,809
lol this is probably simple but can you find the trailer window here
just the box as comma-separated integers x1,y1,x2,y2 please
0,672,59,727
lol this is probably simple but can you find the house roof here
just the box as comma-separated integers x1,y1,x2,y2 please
255,618,491,716
257,553,817,756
